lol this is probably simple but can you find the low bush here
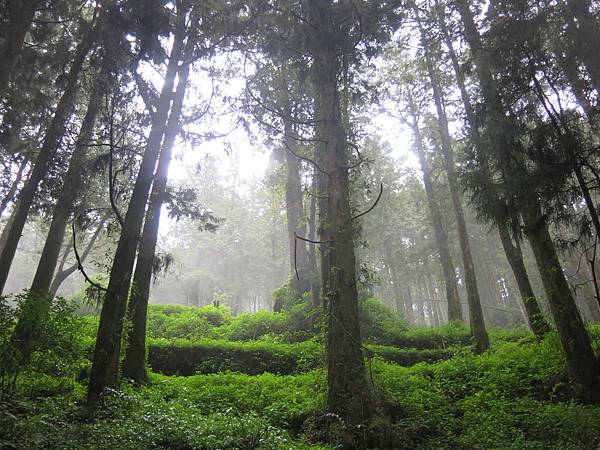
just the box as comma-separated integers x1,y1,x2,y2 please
359,297,408,345
224,310,290,341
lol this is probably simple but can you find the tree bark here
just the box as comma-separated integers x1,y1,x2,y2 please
0,15,100,294
408,107,463,322
121,35,192,384
87,18,185,405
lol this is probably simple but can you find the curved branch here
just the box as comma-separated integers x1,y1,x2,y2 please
352,183,383,220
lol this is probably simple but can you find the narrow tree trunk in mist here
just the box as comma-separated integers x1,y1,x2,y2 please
121,41,192,384
49,223,103,297
309,1,371,424
0,0,38,98
307,173,320,307
6,74,105,367
522,205,600,402
282,115,310,296
87,23,185,405
0,18,100,295
0,158,28,218
409,108,463,323
419,24,488,351
404,285,415,325
497,221,550,338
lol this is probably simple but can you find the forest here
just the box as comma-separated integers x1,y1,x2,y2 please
1,0,600,448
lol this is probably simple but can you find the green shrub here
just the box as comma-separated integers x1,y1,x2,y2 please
359,297,407,345
146,338,323,376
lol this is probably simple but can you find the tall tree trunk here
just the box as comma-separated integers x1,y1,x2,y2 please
408,106,463,322
0,0,39,97
87,19,185,405
121,37,192,384
497,221,550,337
282,114,310,295
522,205,600,402
419,23,488,351
0,16,100,294
308,1,370,424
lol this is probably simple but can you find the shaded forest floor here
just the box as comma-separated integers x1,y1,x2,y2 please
2,301,600,449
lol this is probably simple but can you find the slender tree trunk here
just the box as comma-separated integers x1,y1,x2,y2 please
121,37,192,383
408,108,463,322
307,172,320,307
0,17,100,294
0,158,28,218
309,1,370,423
0,0,39,97
0,206,17,256
87,20,185,405
522,205,600,402
497,221,550,337
282,114,310,295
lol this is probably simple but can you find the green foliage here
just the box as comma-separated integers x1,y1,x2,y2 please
0,295,89,399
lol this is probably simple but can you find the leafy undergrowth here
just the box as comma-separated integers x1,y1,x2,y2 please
2,299,600,449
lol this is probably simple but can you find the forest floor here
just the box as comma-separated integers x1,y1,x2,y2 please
2,301,600,449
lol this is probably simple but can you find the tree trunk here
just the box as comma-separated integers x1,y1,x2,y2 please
497,221,550,337
282,114,310,296
307,172,320,307
86,20,185,405
121,36,192,384
0,158,28,218
0,16,100,294
409,108,463,322
0,0,39,97
522,205,600,402
309,1,370,424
